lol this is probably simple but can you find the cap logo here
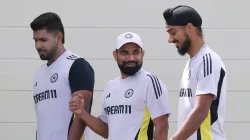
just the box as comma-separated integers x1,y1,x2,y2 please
125,33,133,39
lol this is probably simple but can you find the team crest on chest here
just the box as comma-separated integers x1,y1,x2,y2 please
50,73,58,83
125,89,134,98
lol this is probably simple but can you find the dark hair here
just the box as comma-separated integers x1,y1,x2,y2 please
30,12,65,44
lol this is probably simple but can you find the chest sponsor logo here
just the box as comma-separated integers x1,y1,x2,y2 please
104,105,132,115
179,88,193,97
34,89,57,104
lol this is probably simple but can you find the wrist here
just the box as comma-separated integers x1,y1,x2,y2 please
172,134,183,140
79,108,87,118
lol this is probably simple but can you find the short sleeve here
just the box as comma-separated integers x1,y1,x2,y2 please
196,53,226,100
69,58,95,93
98,100,108,123
146,74,171,120
98,87,108,123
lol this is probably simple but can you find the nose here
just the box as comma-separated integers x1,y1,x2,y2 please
168,35,174,43
127,54,136,61
35,41,42,49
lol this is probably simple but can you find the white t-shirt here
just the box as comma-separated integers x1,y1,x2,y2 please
99,69,171,140
33,50,94,140
178,45,227,140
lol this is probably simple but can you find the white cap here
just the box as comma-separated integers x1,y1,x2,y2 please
116,32,143,49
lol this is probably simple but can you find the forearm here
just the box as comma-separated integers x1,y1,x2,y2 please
80,109,108,139
173,109,208,139
68,94,90,140
154,127,168,140
68,115,86,140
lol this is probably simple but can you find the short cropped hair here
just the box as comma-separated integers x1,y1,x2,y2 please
30,12,65,44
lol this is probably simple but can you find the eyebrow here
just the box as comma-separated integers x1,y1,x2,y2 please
120,49,128,52
120,49,140,52
167,28,173,33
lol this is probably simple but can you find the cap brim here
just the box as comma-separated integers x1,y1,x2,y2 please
116,41,142,49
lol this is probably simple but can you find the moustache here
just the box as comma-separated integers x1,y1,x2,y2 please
173,40,178,43
37,48,46,52
123,61,138,66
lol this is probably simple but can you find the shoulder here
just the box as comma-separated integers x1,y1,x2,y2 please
60,51,85,68
68,58,94,81
143,70,159,82
197,46,226,69
64,51,81,60
200,46,222,61
64,51,93,69
71,58,93,69
103,77,120,90
194,46,227,80
142,70,168,99
142,70,167,88
63,51,91,67
202,50,222,62
67,51,93,73
34,63,46,74
67,52,94,81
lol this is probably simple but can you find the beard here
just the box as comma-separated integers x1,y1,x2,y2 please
177,34,191,56
117,60,142,76
37,45,58,60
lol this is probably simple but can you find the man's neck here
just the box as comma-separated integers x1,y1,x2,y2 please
188,38,205,58
121,73,129,79
120,68,142,79
47,46,66,65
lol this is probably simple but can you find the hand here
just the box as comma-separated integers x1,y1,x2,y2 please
170,135,177,140
170,136,186,140
69,93,84,115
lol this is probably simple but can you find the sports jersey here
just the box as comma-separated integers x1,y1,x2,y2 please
98,69,171,140
33,50,94,140
178,45,227,140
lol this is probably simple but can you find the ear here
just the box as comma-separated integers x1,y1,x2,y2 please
141,49,145,57
56,32,63,43
185,23,193,34
113,50,118,61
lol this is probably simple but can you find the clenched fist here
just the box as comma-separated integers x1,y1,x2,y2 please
69,93,84,115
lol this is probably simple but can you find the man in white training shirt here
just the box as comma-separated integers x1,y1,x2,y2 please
69,32,171,140
162,5,228,140
30,12,94,140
